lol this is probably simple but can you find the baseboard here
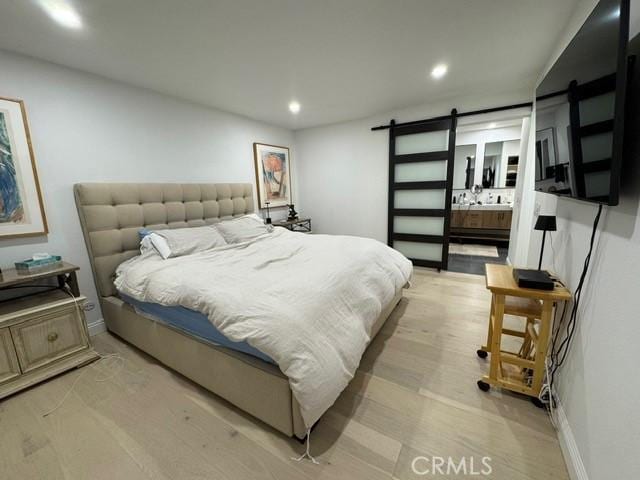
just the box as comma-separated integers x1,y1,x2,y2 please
87,318,107,336
555,402,589,480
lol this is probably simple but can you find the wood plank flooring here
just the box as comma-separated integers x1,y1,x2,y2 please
0,268,569,479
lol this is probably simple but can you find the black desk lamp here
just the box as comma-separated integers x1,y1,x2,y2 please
264,201,272,224
534,215,557,270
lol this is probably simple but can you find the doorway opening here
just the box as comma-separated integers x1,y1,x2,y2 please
448,113,528,275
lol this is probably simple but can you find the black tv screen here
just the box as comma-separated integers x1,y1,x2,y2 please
535,0,630,206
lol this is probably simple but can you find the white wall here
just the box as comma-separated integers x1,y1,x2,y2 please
517,1,640,478
0,50,294,328
507,115,536,265
295,91,530,242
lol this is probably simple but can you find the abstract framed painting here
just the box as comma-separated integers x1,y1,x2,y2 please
253,143,292,208
0,97,48,239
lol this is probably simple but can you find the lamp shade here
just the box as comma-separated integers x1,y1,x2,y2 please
534,215,557,231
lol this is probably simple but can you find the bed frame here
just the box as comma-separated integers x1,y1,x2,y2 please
74,182,403,439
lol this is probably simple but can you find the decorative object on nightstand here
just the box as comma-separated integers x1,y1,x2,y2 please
0,262,99,399
287,204,299,221
264,201,272,224
274,217,312,233
14,253,62,273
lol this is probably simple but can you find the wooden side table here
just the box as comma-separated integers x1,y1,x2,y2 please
476,264,571,406
273,217,312,233
0,262,99,400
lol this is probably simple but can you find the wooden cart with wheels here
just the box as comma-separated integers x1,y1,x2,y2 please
477,265,571,405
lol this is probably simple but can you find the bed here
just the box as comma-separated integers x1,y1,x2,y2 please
74,182,408,439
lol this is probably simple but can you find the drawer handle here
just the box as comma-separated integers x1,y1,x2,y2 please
48,332,59,343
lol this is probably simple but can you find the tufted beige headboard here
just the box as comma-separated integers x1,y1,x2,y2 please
74,183,254,297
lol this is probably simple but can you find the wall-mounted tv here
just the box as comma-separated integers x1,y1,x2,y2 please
535,0,630,206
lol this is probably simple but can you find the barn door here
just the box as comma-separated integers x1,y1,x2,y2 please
387,109,457,270
568,74,618,202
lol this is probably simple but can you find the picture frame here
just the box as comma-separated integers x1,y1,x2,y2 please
0,97,48,239
253,143,292,209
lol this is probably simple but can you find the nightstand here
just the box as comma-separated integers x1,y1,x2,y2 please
476,264,571,407
273,218,312,233
0,262,99,400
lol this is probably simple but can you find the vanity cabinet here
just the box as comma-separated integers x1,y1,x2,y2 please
483,211,512,230
450,209,513,240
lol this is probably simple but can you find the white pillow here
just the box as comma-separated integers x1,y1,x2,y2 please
140,233,171,259
215,214,273,243
141,226,227,259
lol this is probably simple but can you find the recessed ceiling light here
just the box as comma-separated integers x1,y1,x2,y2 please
430,64,448,79
288,101,301,114
488,122,497,129
37,0,83,30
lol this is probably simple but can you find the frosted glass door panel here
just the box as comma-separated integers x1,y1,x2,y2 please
581,132,612,163
395,161,447,182
579,92,615,125
393,241,443,261
394,190,445,209
395,131,449,155
393,217,444,236
585,171,610,198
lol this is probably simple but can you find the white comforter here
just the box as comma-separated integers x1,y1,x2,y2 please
115,228,412,428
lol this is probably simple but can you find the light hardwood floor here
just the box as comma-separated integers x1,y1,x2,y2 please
0,268,569,479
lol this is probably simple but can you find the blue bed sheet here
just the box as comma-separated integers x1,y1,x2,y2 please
120,295,275,364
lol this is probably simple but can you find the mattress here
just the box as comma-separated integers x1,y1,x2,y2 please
120,294,275,364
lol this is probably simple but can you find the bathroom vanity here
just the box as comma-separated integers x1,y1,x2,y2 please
450,204,513,241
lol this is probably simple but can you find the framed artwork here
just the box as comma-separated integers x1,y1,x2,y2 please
0,97,48,239
253,143,292,208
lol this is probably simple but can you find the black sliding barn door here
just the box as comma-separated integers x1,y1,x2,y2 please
387,109,457,270
568,74,618,203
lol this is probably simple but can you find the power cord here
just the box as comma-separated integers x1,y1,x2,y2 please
539,203,603,415
548,231,559,274
42,287,143,418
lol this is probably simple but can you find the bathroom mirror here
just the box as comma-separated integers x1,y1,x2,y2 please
453,144,476,189
482,142,503,188
480,140,520,188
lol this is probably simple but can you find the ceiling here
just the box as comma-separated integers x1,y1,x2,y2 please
0,0,581,130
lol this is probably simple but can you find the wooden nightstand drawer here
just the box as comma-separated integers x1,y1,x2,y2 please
0,328,21,385
10,301,90,373
0,264,99,400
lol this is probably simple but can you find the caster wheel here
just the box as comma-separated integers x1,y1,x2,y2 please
531,397,545,409
477,380,490,392
476,349,488,359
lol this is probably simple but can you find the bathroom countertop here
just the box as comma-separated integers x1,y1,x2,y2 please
451,204,513,211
